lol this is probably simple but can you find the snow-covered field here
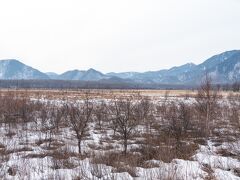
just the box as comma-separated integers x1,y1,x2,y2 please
0,89,239,179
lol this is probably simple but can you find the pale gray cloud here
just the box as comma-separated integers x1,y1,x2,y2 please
0,0,239,73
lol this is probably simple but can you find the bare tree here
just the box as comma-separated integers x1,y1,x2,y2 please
50,106,64,133
228,93,240,132
157,90,169,121
94,100,108,131
135,96,156,159
112,98,139,156
195,73,219,137
178,101,192,134
65,96,93,154
1,92,21,136
166,102,183,154
157,99,193,159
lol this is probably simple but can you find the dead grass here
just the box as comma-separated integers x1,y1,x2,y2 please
0,88,239,179
91,152,140,177
5,131,16,138
52,158,78,170
0,88,204,100
0,143,5,149
25,149,79,160
216,148,238,159
6,147,33,154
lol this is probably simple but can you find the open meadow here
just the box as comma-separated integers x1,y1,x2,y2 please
0,87,240,179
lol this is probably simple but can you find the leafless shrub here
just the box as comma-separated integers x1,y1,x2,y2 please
51,158,77,170
38,103,58,147
195,74,220,138
50,106,65,132
74,161,90,180
90,163,109,179
156,90,169,121
227,93,240,133
178,101,192,134
111,97,139,156
113,165,138,178
164,102,185,156
0,143,9,175
94,100,108,131
64,94,93,154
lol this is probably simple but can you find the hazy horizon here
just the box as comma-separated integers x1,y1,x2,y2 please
0,0,240,74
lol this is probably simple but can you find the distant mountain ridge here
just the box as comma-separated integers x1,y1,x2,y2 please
0,50,239,84
107,50,240,84
0,59,49,79
46,72,59,79
57,68,109,81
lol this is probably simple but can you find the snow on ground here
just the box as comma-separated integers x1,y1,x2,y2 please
193,140,240,179
1,95,240,179
1,119,239,179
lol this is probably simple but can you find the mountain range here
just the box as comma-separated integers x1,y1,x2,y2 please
0,50,240,85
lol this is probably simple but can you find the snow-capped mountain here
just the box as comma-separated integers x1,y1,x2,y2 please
107,50,240,84
183,50,240,84
0,50,239,84
107,72,140,79
46,72,59,79
113,62,197,84
0,59,49,79
58,70,86,80
58,68,109,81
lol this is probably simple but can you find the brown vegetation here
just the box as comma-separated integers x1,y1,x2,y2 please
0,80,239,179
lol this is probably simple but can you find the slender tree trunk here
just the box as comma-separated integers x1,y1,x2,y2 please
206,102,210,138
78,138,81,154
124,138,127,156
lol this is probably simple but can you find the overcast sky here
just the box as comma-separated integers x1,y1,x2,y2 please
0,0,240,74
